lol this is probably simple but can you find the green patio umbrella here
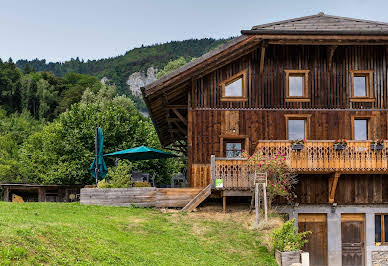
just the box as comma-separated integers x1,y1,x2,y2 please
104,146,177,161
90,127,108,184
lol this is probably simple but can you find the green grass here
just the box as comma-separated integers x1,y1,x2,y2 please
0,202,276,265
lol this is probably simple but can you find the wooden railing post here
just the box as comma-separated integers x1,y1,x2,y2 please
210,155,215,189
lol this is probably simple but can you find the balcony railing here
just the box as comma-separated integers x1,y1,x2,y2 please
255,140,388,173
210,141,388,191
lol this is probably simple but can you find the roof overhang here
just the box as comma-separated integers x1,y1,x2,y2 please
241,29,388,36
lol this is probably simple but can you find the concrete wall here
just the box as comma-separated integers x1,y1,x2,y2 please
279,204,388,266
80,187,202,208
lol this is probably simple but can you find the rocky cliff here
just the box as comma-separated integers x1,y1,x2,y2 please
126,67,157,97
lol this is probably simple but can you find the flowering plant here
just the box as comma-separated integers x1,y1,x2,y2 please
334,139,347,145
372,139,384,145
290,139,305,145
291,139,305,145
242,149,297,205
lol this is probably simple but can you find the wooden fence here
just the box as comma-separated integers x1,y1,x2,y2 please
80,187,202,207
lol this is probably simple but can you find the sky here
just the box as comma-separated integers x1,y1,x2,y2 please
2,0,388,62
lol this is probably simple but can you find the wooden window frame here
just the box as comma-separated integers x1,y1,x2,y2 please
285,70,310,102
220,69,248,102
219,135,249,157
350,70,375,102
285,114,311,140
351,115,375,140
375,214,387,245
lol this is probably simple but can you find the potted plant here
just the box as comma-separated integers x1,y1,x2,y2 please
291,139,305,151
371,139,384,151
272,218,311,266
333,139,347,150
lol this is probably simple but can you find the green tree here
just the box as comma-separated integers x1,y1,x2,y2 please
156,57,188,79
20,86,181,185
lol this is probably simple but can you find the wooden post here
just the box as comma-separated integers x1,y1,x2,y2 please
223,195,226,213
4,187,9,202
210,155,216,188
255,183,259,225
263,183,268,222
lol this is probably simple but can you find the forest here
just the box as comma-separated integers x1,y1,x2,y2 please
0,38,228,186
0,58,185,186
16,38,227,112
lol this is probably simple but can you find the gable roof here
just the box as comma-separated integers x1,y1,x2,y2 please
245,12,388,34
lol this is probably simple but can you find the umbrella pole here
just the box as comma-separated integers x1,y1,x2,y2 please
95,127,99,186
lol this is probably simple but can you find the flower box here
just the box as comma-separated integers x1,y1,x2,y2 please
291,144,304,151
371,143,384,150
333,143,347,150
275,250,301,266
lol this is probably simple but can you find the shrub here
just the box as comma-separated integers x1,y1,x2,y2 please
133,182,151,188
97,179,113,188
271,218,310,252
242,149,298,205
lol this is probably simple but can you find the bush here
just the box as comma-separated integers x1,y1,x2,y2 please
133,182,151,188
97,179,113,188
271,218,310,252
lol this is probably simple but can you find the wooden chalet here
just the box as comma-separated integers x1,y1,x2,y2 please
143,13,388,265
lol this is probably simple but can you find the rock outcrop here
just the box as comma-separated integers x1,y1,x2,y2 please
126,67,157,96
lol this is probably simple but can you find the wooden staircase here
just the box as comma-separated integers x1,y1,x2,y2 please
181,184,211,212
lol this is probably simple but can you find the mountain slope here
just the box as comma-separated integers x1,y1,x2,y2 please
16,38,228,92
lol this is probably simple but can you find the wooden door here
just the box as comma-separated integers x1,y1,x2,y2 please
341,214,365,266
298,213,327,266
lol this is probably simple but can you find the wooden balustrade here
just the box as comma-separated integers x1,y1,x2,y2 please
255,140,388,173
211,156,254,190
210,141,387,191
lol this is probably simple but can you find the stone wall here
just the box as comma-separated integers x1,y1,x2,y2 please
372,251,388,266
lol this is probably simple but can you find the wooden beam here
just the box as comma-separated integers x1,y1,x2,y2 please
328,172,340,203
173,121,186,137
259,41,268,75
327,45,337,72
172,108,187,126
269,40,388,46
167,105,187,109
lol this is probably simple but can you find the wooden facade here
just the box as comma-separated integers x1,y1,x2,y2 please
144,13,388,265
143,17,388,202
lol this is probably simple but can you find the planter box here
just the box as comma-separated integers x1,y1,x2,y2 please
371,143,384,150
291,144,304,151
275,250,301,266
333,143,347,150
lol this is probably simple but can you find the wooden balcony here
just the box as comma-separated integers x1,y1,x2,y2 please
255,140,388,173
210,141,388,192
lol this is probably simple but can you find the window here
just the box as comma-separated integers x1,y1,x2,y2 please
350,70,374,101
288,120,305,140
351,115,375,141
220,69,248,101
224,140,243,158
285,114,311,140
285,70,310,102
354,119,368,140
225,78,242,97
375,214,388,244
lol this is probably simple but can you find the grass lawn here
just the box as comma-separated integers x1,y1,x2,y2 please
0,202,276,265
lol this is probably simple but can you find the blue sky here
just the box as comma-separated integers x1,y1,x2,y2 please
2,0,388,62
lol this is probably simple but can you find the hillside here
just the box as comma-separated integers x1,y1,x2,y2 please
0,202,276,265
16,38,228,112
